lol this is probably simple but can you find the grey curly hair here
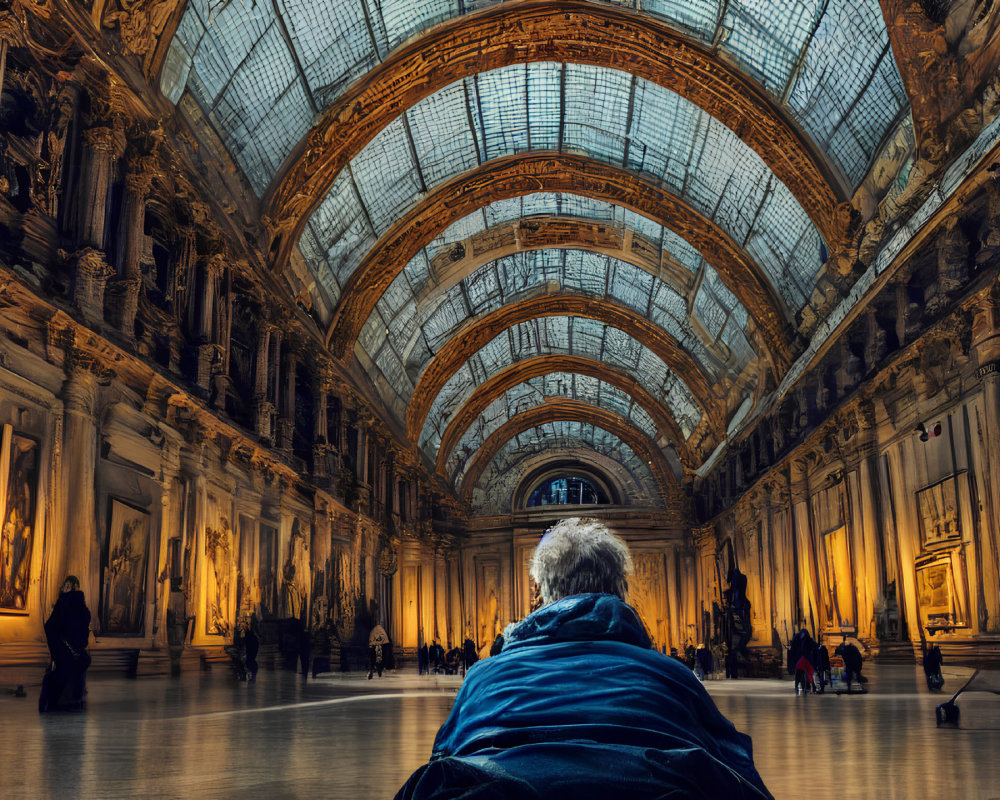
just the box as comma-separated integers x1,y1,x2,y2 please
529,517,633,604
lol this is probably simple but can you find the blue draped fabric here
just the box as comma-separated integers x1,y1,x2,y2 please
396,593,772,799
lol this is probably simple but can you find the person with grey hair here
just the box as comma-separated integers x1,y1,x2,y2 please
396,517,771,799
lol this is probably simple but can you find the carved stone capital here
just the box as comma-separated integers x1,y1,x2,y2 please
62,364,99,416
82,124,125,158
124,162,156,197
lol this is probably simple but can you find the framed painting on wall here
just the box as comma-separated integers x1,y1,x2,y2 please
916,475,962,549
100,498,151,636
916,555,966,631
0,428,39,612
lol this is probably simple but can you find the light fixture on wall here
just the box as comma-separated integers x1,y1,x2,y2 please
916,421,942,442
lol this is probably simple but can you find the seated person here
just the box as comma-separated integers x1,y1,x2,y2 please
395,517,772,799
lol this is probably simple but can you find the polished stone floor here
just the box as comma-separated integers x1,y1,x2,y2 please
2,662,999,799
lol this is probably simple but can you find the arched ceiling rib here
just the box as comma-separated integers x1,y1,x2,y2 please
326,152,796,373
359,206,758,408
308,61,829,331
408,297,724,450
366,248,752,415
416,213,698,304
446,376,676,485
159,0,901,263
459,400,676,503
435,355,694,478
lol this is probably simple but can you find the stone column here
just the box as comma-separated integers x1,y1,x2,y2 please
71,248,115,327
789,458,820,633
974,359,1000,632
666,547,681,652
885,438,922,643
253,324,275,442
313,376,331,485
152,438,181,649
78,111,124,250
113,154,154,336
972,290,1000,631
60,363,100,606
276,350,296,457
0,10,17,99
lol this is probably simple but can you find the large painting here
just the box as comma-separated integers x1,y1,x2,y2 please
917,476,962,549
0,429,39,611
100,498,150,636
916,555,966,631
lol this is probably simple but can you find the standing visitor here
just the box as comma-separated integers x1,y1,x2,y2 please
39,575,92,712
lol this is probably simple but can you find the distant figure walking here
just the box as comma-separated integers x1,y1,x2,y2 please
835,640,868,693
40,575,92,712
244,617,260,681
368,623,390,679
923,643,944,691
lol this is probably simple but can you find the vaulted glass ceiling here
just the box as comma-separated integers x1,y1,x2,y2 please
420,316,702,459
162,0,906,196
303,62,827,311
157,0,911,509
361,247,749,402
354,194,755,405
445,372,661,481
469,421,662,516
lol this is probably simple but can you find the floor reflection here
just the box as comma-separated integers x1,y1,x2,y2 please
3,664,1000,799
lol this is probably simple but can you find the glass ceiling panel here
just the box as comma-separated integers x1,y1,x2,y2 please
354,193,761,422
468,421,663,516
445,372,662,480
418,316,703,462
163,0,906,200
304,63,826,317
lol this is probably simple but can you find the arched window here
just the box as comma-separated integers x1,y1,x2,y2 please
526,476,609,507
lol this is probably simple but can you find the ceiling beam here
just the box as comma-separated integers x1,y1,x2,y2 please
458,398,678,503
405,292,726,447
262,0,848,273
415,215,696,304
327,152,796,373
435,354,695,478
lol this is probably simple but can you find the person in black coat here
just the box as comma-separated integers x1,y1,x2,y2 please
923,643,944,690
40,575,92,712
835,640,867,693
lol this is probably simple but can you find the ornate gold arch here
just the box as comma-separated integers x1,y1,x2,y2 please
458,398,677,503
435,354,696,478
415,215,698,308
263,0,849,272
327,152,797,373
405,293,726,447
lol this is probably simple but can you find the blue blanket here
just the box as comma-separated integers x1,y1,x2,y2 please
396,594,772,799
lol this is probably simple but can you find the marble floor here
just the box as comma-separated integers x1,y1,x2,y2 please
2,662,999,800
